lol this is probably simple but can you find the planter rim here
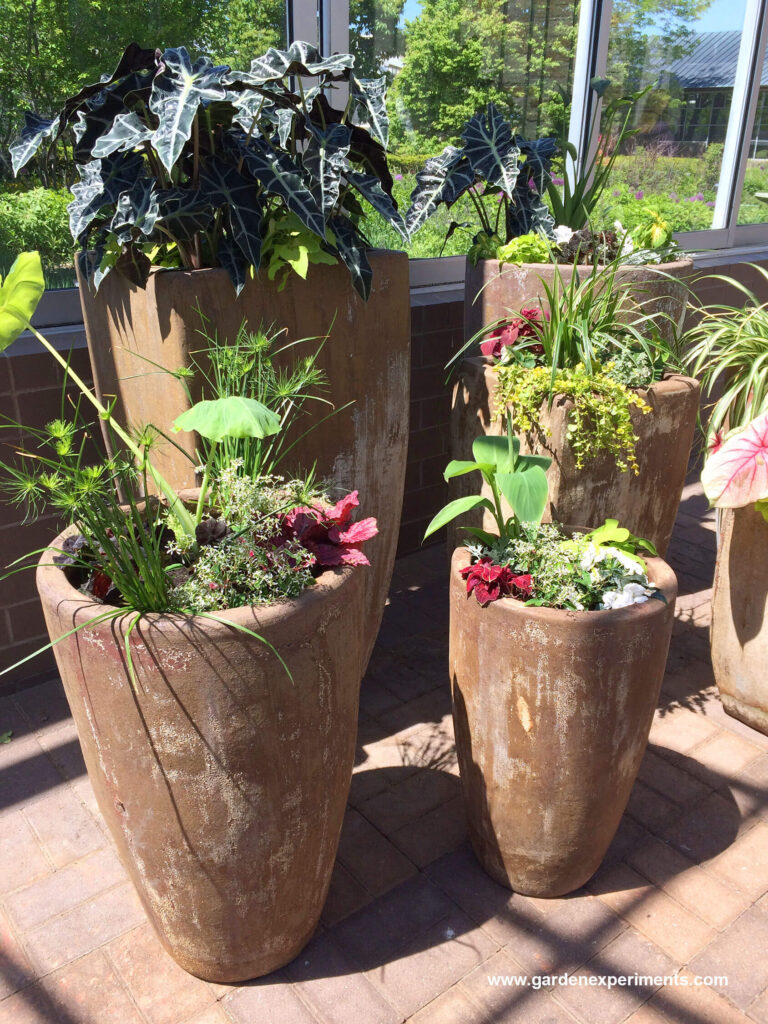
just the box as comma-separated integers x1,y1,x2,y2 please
451,545,677,624
37,523,356,636
466,256,694,274
140,249,407,281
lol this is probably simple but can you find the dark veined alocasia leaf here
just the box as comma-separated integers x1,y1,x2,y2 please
228,132,325,238
68,151,145,243
92,111,153,158
72,72,154,164
198,157,264,271
216,231,249,295
308,94,394,194
242,41,354,85
347,171,407,241
154,188,214,241
0,253,45,352
174,396,281,441
349,75,389,149
505,180,556,240
110,179,160,245
10,113,57,176
149,47,229,173
405,146,475,236
113,246,152,288
461,103,520,197
58,43,158,132
328,216,372,300
303,123,352,216
517,136,558,190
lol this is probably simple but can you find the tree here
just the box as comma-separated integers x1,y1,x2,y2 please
349,0,406,78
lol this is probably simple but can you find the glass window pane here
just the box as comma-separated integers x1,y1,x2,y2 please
353,0,580,257
598,0,748,235
736,43,768,225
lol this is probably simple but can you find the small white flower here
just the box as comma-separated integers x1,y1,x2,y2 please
554,224,574,246
603,545,644,576
601,581,652,609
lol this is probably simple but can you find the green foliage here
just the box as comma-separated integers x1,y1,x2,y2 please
0,188,72,272
493,232,551,267
0,252,46,350
424,420,551,543
684,265,768,446
173,396,281,444
494,362,651,473
467,520,656,610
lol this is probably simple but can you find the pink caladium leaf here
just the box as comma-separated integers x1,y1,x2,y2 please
701,411,768,508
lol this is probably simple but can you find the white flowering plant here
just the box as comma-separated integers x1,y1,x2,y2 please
463,518,664,611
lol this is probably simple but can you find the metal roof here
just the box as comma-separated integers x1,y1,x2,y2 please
656,31,767,91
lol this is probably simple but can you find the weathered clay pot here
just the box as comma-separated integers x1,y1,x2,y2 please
711,505,768,735
77,251,410,670
449,545,677,896
449,357,700,556
37,526,365,982
464,257,693,344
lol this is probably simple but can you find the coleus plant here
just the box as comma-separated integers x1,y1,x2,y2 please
11,41,407,299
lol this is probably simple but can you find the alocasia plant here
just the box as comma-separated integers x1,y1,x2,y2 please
11,41,407,299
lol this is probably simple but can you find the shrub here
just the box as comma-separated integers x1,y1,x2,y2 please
0,188,73,272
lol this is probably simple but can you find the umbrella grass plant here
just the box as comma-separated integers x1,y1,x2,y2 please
0,252,376,680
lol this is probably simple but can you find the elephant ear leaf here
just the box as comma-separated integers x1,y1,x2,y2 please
461,103,520,198
0,253,45,351
229,132,325,238
154,188,214,241
349,75,389,148
199,158,264,272
347,171,407,241
110,179,160,245
506,179,556,239
328,217,372,300
303,123,352,216
406,146,475,236
68,151,146,242
10,113,57,175
92,111,153,158
150,47,229,173
245,42,354,84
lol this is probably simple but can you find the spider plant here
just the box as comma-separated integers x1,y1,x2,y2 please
684,266,768,446
450,256,681,395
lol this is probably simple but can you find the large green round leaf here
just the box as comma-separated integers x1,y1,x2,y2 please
0,252,45,351
496,465,549,524
174,396,281,441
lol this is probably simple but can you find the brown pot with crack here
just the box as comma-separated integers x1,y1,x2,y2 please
77,251,410,670
711,504,768,736
449,545,677,897
449,357,699,557
36,526,365,982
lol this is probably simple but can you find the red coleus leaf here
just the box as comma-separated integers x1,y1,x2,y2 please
460,557,518,606
479,307,549,361
333,516,379,545
280,491,376,570
510,573,533,597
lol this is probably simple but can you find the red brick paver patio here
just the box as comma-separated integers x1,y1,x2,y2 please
2,479,768,1024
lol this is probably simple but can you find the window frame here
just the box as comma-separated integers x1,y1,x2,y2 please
294,0,768,280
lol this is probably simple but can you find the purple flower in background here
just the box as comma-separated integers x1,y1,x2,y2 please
634,190,644,200
550,176,564,186
394,173,403,181
694,192,705,201
706,201,715,207
528,178,538,195
496,193,504,202
612,189,621,197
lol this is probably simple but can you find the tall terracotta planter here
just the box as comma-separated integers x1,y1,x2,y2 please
711,505,768,735
449,546,677,897
464,257,693,344
37,528,366,982
77,251,410,668
449,358,699,556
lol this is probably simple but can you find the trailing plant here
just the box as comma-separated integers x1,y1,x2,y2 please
11,41,407,299
493,362,651,473
685,267,768,448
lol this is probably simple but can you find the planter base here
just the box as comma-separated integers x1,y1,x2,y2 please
721,694,768,736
